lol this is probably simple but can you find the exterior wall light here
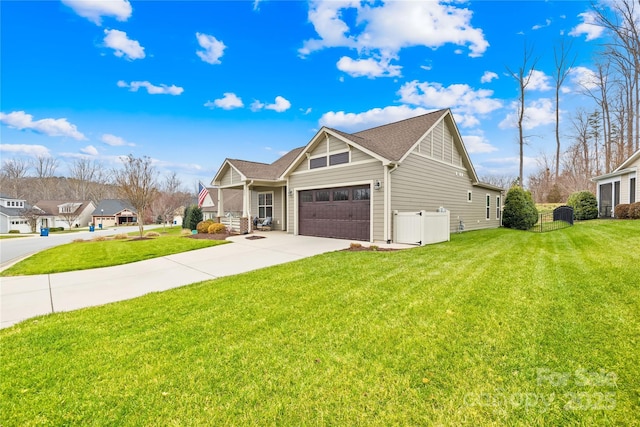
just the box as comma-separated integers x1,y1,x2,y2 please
374,180,381,190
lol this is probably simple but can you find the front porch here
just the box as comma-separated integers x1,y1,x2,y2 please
215,183,288,234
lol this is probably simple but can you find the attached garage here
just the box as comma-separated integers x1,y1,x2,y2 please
298,185,370,241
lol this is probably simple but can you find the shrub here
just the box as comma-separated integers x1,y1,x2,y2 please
566,191,598,220
349,242,362,249
502,186,538,230
72,238,85,243
207,223,227,234
186,206,203,230
180,229,193,237
369,245,379,251
196,220,214,234
629,202,640,219
92,236,107,242
8,230,20,234
144,231,160,238
49,227,64,232
614,204,630,219
113,233,129,240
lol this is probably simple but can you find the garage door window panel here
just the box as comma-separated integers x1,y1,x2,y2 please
316,191,330,202
333,189,349,201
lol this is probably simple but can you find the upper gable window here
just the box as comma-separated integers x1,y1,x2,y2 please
329,152,349,166
309,156,326,169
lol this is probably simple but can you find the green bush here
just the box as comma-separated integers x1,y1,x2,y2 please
207,223,226,234
502,186,538,230
8,230,20,234
196,220,214,234
567,191,598,220
186,206,203,231
614,204,630,219
629,202,640,219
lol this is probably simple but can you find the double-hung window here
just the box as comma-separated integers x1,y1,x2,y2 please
258,192,273,219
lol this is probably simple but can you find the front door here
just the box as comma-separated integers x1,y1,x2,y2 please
599,183,612,217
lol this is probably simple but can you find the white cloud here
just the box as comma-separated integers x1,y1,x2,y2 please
205,93,244,110
62,0,132,25
103,29,145,60
251,96,291,113
532,19,551,30
265,96,291,112
481,71,498,84
499,98,556,130
462,135,498,154
101,133,134,147
0,111,86,140
569,11,604,41
300,107,312,115
300,1,488,58
80,145,99,156
319,105,431,132
118,80,183,95
337,55,401,78
398,80,503,127
569,66,599,90
196,33,226,65
526,70,552,91
0,143,51,157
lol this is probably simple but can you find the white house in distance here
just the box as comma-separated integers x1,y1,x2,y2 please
33,200,96,229
212,109,503,242
0,194,31,233
592,149,639,217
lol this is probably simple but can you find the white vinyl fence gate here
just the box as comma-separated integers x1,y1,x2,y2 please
393,210,450,246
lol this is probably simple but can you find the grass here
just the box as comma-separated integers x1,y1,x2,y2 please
0,229,227,276
1,220,639,425
0,235,30,239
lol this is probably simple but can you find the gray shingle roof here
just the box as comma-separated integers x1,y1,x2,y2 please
34,200,92,216
92,199,136,216
227,146,305,180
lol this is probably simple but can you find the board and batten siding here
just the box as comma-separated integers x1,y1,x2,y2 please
219,166,242,187
250,186,285,230
288,156,385,241
391,152,501,233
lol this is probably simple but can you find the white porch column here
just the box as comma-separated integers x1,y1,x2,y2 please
217,189,224,218
243,182,252,232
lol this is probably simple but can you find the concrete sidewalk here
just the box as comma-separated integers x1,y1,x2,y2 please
1,232,411,329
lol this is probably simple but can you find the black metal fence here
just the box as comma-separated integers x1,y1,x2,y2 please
530,205,574,232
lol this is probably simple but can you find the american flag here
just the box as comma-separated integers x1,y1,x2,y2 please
198,182,209,207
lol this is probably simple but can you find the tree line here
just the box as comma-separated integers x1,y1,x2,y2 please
1,155,195,237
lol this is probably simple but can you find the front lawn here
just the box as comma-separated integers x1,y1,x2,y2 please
1,220,638,425
0,231,228,276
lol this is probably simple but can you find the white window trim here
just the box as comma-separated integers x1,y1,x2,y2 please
257,191,274,219
496,195,501,220
486,194,491,220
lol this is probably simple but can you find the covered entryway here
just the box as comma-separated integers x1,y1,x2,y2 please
298,185,370,241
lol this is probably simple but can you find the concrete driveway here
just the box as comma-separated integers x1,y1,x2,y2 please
1,232,410,329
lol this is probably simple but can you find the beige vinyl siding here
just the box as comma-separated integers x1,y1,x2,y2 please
620,175,630,204
391,152,501,233
309,138,328,157
432,122,444,160
251,186,285,230
219,166,242,187
350,147,373,163
328,135,348,152
288,160,385,241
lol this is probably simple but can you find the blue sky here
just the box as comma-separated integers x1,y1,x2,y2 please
1,0,609,190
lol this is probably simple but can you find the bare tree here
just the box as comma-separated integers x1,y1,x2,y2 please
506,42,540,186
152,172,192,229
20,206,45,233
31,155,59,200
1,158,30,198
113,155,158,238
552,38,576,180
58,203,83,229
479,174,517,190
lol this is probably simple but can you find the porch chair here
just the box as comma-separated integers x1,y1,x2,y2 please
256,216,273,231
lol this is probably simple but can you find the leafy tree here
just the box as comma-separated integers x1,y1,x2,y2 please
567,191,598,220
502,186,539,230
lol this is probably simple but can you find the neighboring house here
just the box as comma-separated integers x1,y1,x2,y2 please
592,149,639,217
33,200,96,229
91,200,137,227
0,194,32,233
212,109,503,242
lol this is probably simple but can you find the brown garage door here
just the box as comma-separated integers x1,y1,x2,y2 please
298,185,370,241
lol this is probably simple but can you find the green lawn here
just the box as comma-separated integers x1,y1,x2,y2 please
1,221,639,425
0,229,227,276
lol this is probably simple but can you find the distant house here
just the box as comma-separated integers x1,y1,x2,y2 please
0,194,31,233
92,200,137,227
200,187,243,221
34,200,96,229
212,109,503,241
592,149,639,217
